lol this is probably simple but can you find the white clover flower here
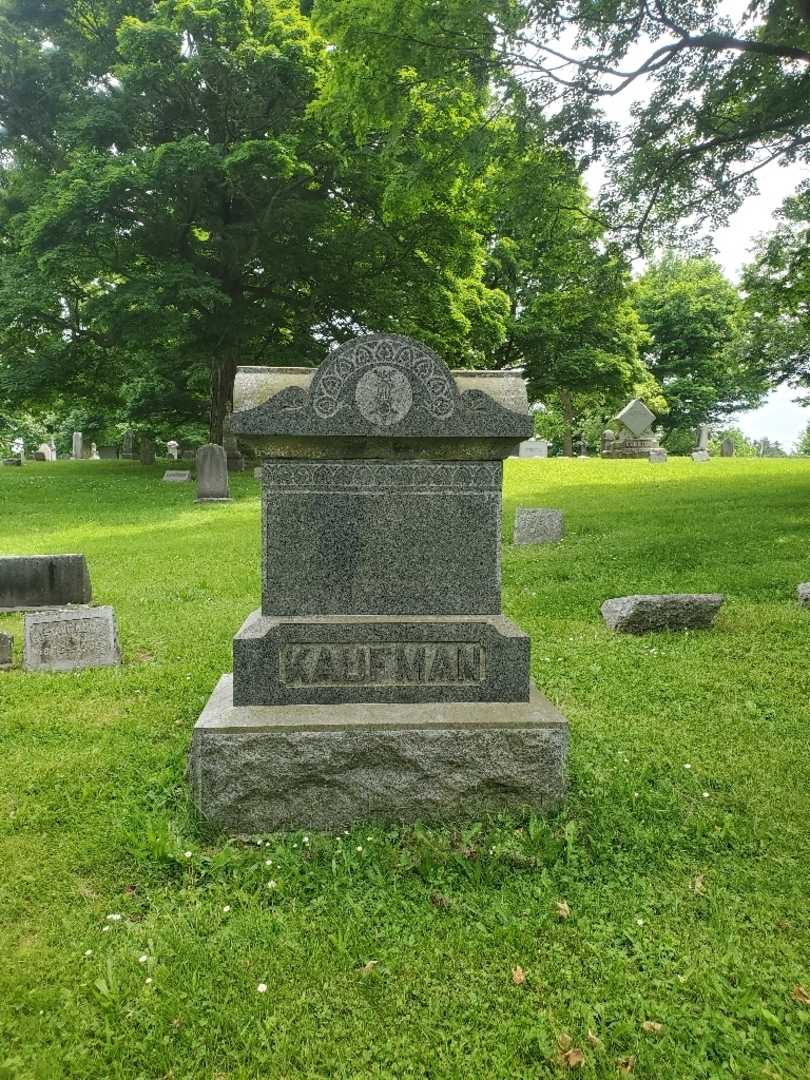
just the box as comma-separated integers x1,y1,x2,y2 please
138,955,148,964
683,764,692,770
265,859,272,866
101,926,110,933
267,880,277,889
257,983,267,993
703,791,710,798
356,846,363,853
303,836,310,843
84,949,93,957
184,850,192,858
106,913,122,922
145,977,153,985
223,905,231,913
636,917,645,926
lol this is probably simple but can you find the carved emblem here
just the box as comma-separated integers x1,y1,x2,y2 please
354,365,413,427
310,335,456,423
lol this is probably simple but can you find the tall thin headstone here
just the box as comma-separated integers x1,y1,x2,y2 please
196,444,231,502
140,437,155,466
189,334,569,830
121,431,135,459
72,432,83,460
692,424,710,462
721,438,734,457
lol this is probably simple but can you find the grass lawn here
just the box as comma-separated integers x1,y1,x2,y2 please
1,457,810,1079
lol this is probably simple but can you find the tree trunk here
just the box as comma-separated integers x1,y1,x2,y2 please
208,356,238,445
559,388,574,457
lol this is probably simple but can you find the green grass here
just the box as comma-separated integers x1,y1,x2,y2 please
1,457,809,1079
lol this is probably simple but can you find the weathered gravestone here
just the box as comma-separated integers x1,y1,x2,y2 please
0,554,92,611
98,446,118,460
166,440,180,460
140,437,156,466
2,457,22,466
796,583,810,607
721,438,735,457
602,399,663,459
0,632,12,669
189,334,569,831
121,431,136,459
72,431,83,459
223,432,245,472
24,606,121,672
37,442,56,462
513,508,564,545
601,593,724,633
162,469,191,483
196,444,231,502
519,437,549,458
692,424,711,462
649,448,668,463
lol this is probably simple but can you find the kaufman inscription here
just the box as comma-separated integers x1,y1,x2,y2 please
281,642,485,687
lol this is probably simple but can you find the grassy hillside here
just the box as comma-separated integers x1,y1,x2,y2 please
1,458,809,1078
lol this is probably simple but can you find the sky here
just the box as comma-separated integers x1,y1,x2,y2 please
566,3,810,448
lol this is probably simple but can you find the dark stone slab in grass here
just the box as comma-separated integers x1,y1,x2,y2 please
601,593,724,633
189,675,568,831
0,631,12,669
0,554,91,611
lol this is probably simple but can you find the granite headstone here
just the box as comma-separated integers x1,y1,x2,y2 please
0,632,12,669
0,554,92,611
72,432,83,460
601,593,724,633
140,437,156,466
196,444,231,502
24,606,121,672
513,508,564,545
189,334,569,830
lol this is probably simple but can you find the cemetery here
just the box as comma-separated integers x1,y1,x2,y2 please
2,445,809,1076
1,1,809,1076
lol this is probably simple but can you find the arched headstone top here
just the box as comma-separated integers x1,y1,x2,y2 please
229,333,531,444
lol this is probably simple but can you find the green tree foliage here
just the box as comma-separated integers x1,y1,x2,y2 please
708,425,759,458
362,0,810,250
0,0,508,441
741,190,810,392
636,254,768,443
481,119,657,454
795,422,810,456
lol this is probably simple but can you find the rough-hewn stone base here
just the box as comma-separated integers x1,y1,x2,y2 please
190,675,568,831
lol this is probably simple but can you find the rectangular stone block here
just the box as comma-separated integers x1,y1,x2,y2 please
0,632,12,669
513,508,564,545
261,460,502,616
0,554,91,611
23,605,121,671
232,611,530,705
601,594,724,633
163,470,191,483
189,675,568,831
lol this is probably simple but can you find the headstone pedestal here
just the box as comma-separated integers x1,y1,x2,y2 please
189,335,569,830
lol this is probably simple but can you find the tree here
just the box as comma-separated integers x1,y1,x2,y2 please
741,189,810,392
708,425,758,457
635,254,768,443
481,118,657,455
0,0,508,442
322,0,810,250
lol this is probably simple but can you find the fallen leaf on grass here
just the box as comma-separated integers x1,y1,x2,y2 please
792,985,810,1005
557,1033,572,1052
617,1056,636,1073
561,1048,584,1069
556,900,571,920
511,966,527,986
430,893,450,909
642,1020,664,1034
359,960,380,975
587,1030,603,1048
690,874,706,895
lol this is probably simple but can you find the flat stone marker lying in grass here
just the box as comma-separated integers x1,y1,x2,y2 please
190,333,569,831
797,583,810,607
601,593,724,633
23,606,121,672
513,508,564,545
0,554,92,611
162,470,191,483
0,632,12,669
